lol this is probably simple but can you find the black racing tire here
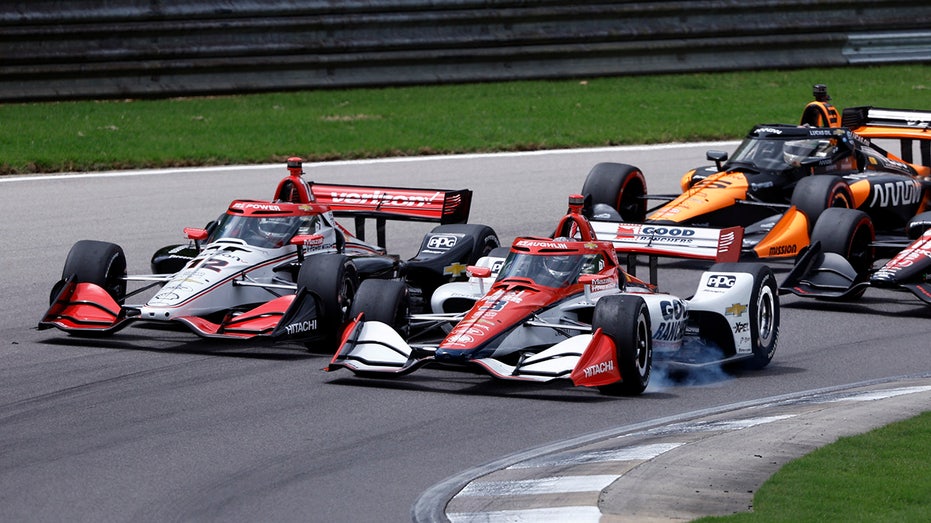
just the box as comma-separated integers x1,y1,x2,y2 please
592,295,652,396
810,208,875,289
581,163,647,222
52,240,127,305
297,254,358,350
709,262,779,370
790,176,854,232
428,223,501,265
348,279,410,339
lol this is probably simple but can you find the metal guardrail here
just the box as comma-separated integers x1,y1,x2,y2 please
1,0,928,102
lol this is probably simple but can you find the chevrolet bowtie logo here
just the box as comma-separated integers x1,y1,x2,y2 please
444,262,468,278
725,302,748,317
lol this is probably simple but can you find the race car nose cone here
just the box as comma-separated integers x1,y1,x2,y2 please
434,348,471,364
870,271,899,287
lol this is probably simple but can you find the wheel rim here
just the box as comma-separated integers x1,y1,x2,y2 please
338,277,356,321
756,285,776,347
848,225,874,274
829,190,852,209
634,311,650,377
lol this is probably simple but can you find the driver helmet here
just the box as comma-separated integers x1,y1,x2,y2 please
543,255,576,280
254,217,293,246
783,139,836,167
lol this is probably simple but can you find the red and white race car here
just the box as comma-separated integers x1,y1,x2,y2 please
39,158,499,349
328,195,780,396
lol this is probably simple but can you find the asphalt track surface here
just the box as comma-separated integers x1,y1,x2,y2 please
3,144,931,523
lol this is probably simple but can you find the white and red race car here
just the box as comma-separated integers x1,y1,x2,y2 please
39,158,499,349
328,195,779,396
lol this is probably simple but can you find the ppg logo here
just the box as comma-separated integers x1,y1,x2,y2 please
706,274,737,288
427,234,459,249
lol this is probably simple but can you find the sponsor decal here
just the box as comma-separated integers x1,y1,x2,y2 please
639,226,696,237
660,299,686,320
444,262,468,278
515,239,568,249
880,247,931,270
615,224,697,244
285,319,317,335
427,234,459,249
706,274,737,289
726,302,748,317
588,277,615,293
329,190,441,207
734,322,749,334
302,235,325,246
581,360,614,379
754,127,783,135
768,244,798,256
869,180,922,208
232,202,282,211
654,321,685,341
445,333,475,345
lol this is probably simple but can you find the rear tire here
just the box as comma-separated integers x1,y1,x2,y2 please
790,176,853,232
52,240,127,305
349,279,410,339
581,163,647,222
592,295,652,396
709,262,779,370
297,254,358,350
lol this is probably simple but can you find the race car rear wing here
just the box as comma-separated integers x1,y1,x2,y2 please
843,106,931,168
590,220,743,284
311,183,472,247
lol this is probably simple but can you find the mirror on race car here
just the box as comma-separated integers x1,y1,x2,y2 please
184,227,208,240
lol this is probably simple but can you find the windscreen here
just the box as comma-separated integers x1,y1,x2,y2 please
209,213,320,248
496,252,601,288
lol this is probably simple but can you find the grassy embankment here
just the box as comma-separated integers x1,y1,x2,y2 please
1,64,928,174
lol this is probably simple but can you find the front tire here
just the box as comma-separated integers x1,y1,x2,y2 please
710,262,779,370
811,208,875,290
52,240,127,305
592,295,652,396
348,279,410,339
581,163,647,222
297,254,358,350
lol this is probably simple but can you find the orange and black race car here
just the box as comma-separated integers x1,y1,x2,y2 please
581,87,931,260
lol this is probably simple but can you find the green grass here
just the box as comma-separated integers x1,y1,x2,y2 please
696,411,931,522
1,64,928,174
